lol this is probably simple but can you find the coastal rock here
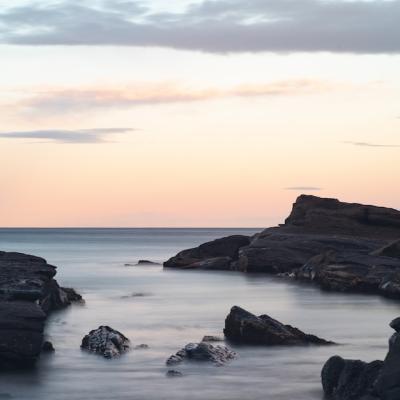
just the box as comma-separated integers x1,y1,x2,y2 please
166,342,236,366
372,240,400,259
0,251,82,369
137,260,160,265
321,318,400,400
164,235,250,270
166,370,183,377
202,335,223,342
224,306,333,345
42,341,55,353
81,326,130,358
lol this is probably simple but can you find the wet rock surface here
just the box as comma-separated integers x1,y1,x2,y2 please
166,342,236,366
321,317,400,400
81,326,130,358
224,306,334,346
0,251,82,369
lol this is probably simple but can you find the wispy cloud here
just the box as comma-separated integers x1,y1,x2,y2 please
0,128,135,143
0,0,399,54
285,186,322,191
17,80,334,114
345,141,400,148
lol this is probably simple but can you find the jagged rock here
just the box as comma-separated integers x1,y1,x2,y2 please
321,356,382,400
42,341,55,353
321,317,400,400
81,326,130,358
164,235,250,270
224,306,333,346
166,342,236,366
0,251,82,369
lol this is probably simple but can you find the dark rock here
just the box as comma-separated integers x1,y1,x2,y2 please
166,370,183,377
0,251,82,369
321,355,383,400
42,341,55,353
166,342,236,367
202,335,223,342
372,240,400,259
137,260,160,265
224,306,334,346
164,235,250,270
134,344,149,349
390,317,400,333
81,326,130,358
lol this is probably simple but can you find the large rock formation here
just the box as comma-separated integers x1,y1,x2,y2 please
224,306,333,346
164,195,400,299
321,318,400,400
0,251,81,369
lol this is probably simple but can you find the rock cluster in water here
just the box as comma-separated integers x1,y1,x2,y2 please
164,195,400,299
0,251,82,369
321,318,400,400
81,326,130,358
224,306,333,346
166,342,236,367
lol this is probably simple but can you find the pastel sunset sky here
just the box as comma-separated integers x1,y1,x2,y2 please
0,0,399,227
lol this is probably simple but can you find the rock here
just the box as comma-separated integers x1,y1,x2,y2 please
321,356,382,400
81,326,130,358
134,344,149,349
166,342,236,367
202,335,223,342
372,240,400,259
284,195,400,239
224,306,334,346
164,235,251,270
390,317,400,333
166,370,183,377
42,341,55,353
0,251,82,369
137,260,160,265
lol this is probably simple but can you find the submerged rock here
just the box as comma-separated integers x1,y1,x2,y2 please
137,260,160,265
81,326,130,358
166,370,183,378
202,335,223,342
42,341,55,353
166,342,236,367
224,306,334,346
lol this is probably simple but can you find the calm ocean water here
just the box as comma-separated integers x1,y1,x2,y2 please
0,228,398,400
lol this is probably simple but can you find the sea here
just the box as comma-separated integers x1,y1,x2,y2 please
0,228,397,400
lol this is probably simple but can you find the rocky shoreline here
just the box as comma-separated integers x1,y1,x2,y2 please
164,195,400,299
0,251,82,369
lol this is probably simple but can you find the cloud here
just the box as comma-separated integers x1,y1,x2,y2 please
0,128,134,143
0,0,399,53
17,80,334,114
345,141,400,148
285,187,322,191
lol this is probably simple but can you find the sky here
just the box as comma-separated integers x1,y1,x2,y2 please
0,0,399,227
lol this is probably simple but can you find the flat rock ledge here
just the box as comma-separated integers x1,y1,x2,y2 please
81,326,130,359
166,342,236,367
0,251,82,369
321,318,400,400
224,306,334,346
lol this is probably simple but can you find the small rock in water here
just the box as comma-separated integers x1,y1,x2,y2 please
166,370,183,378
390,317,400,333
81,326,130,358
121,292,151,299
135,344,149,350
202,335,223,342
166,342,236,367
42,341,55,353
137,260,159,265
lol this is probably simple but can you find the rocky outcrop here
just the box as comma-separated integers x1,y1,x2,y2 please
81,326,130,358
321,318,400,400
164,235,250,270
224,306,333,346
0,251,81,369
164,195,400,299
166,342,236,366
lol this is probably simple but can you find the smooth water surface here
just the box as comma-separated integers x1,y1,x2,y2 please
0,228,398,400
